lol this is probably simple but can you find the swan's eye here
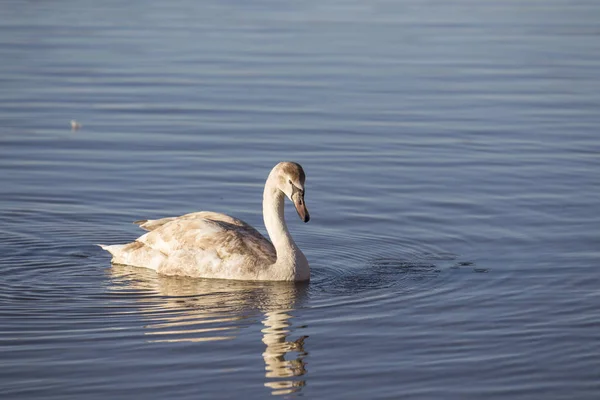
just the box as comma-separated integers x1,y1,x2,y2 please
288,179,292,185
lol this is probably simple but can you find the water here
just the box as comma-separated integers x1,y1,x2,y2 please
1,0,599,398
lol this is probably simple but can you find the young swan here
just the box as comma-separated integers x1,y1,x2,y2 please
99,162,311,281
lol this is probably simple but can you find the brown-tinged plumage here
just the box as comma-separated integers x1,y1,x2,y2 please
99,162,311,281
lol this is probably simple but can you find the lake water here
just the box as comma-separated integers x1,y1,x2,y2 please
1,0,599,398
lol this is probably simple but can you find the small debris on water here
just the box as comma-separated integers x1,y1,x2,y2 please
71,120,82,130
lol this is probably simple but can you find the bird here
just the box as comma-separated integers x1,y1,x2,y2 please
99,162,311,281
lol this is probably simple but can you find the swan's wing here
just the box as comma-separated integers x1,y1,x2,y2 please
136,213,276,277
103,212,275,279
135,211,251,232
138,216,273,256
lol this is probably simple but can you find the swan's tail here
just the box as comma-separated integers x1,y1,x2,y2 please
98,242,164,271
98,243,130,257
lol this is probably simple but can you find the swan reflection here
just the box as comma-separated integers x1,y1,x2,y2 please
262,310,308,395
109,265,309,395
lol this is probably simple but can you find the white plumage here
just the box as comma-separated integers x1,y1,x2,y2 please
100,162,311,281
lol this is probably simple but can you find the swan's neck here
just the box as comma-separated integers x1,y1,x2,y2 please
263,178,309,280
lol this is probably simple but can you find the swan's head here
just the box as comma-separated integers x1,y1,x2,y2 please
273,162,310,223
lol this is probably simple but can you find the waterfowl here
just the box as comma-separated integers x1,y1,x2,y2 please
99,162,310,281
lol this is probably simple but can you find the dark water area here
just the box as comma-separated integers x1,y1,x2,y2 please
1,0,599,398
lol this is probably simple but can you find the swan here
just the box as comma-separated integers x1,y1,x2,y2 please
99,162,311,281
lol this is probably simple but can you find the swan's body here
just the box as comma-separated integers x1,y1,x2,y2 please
99,162,310,281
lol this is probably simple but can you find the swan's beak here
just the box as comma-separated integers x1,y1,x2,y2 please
292,191,310,223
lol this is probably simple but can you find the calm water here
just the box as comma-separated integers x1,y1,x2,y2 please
1,0,599,398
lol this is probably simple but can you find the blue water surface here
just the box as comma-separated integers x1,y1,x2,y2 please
1,1,599,398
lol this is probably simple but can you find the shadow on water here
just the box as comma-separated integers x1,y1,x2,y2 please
108,265,310,396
